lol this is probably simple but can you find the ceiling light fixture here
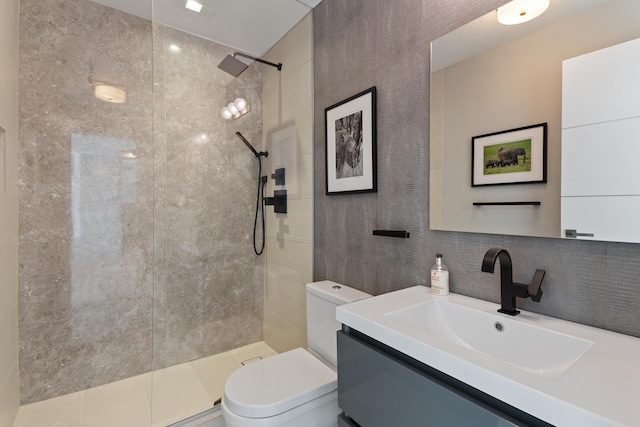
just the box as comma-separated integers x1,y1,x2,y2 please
185,0,203,13
497,0,550,26
221,98,251,121
94,83,126,103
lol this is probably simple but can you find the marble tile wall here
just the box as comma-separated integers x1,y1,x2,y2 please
313,0,640,339
0,0,20,423
262,14,314,353
19,0,264,404
151,25,264,370
18,0,155,404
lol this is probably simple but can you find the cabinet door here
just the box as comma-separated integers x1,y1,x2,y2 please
561,117,640,197
561,38,640,241
337,331,538,427
562,37,640,128
561,196,640,242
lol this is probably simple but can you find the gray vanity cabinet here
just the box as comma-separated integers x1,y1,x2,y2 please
337,328,551,427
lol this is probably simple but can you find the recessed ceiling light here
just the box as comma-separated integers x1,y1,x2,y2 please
169,44,181,53
185,0,203,13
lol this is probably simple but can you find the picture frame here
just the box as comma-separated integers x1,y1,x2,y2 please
325,86,377,195
471,123,547,187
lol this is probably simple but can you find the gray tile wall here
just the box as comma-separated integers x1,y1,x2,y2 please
313,0,640,338
19,0,263,404
18,0,155,404
150,25,264,372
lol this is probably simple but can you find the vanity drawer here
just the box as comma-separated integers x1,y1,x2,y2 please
338,414,358,427
337,329,550,427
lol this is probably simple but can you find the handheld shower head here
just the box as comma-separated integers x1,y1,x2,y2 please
236,133,269,256
236,132,268,158
218,52,283,78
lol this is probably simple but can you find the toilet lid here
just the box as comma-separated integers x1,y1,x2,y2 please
223,348,337,418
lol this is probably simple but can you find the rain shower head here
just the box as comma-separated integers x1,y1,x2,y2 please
218,52,283,78
236,132,268,158
218,55,249,78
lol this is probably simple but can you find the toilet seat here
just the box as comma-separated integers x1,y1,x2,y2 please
223,348,337,419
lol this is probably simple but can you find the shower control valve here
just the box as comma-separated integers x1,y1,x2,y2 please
263,190,287,214
271,168,285,186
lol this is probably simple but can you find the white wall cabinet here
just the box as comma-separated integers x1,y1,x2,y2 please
561,38,640,242
562,38,640,128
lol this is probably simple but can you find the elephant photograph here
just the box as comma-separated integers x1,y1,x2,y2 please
483,139,532,175
471,122,547,187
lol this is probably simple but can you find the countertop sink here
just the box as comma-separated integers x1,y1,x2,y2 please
336,286,640,427
385,299,593,380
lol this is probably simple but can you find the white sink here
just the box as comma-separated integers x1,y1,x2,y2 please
385,299,593,380
336,286,640,426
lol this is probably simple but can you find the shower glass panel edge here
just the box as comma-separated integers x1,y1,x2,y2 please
150,1,266,425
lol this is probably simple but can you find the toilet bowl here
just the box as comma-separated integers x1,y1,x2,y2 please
222,281,371,427
221,348,339,427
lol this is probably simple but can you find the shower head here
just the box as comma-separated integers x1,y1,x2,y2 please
236,132,268,158
218,55,249,78
218,52,283,78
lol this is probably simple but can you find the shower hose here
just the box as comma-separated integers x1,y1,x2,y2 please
253,156,266,255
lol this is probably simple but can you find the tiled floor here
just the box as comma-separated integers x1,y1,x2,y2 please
13,342,277,427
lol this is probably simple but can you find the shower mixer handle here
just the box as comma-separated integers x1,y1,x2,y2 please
271,168,285,185
263,190,287,214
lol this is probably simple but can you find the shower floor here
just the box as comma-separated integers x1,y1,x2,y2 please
13,341,277,427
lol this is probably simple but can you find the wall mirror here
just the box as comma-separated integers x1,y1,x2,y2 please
429,0,640,243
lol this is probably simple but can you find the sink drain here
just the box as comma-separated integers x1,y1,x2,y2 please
494,321,505,332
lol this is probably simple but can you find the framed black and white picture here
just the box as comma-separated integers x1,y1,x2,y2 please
471,123,547,187
325,87,377,195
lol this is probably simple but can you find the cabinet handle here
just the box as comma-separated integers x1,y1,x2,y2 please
565,229,595,238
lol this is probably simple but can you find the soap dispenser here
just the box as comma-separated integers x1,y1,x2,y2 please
431,253,449,296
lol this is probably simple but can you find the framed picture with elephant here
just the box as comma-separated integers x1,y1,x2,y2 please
471,122,547,187
325,86,377,195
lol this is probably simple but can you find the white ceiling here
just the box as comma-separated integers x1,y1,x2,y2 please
431,0,607,72
90,0,322,56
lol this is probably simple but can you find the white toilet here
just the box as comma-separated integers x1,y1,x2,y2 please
221,280,371,427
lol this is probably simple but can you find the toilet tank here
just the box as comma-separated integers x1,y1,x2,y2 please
306,281,371,367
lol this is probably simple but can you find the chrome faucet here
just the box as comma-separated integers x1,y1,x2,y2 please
481,248,545,316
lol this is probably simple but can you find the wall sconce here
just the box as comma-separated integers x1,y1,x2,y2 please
94,83,126,103
221,98,250,120
497,0,549,25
